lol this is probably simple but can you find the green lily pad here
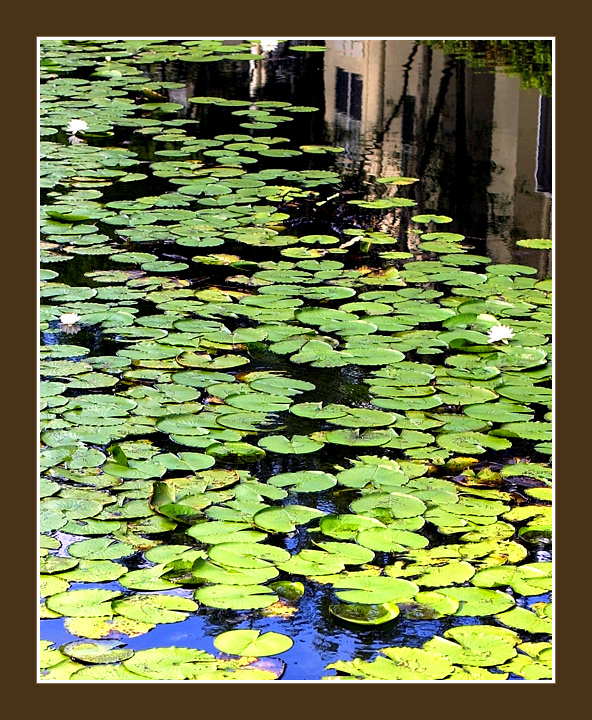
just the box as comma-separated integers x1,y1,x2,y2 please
67,537,135,560
258,434,325,454
471,563,552,595
350,491,427,518
398,561,476,588
329,602,400,626
423,625,517,667
118,565,180,591
112,594,198,624
207,542,290,569
333,576,419,604
186,520,267,545
320,514,385,541
268,580,305,601
191,558,278,585
40,575,70,598
214,630,293,656
325,428,393,446
71,664,146,681
437,432,512,454
494,606,552,634
516,238,552,249
315,541,375,565
336,464,408,489
356,526,429,552
122,647,217,680
40,556,79,575
60,640,133,664
412,215,453,224
155,413,207,436
276,549,345,576
267,470,337,492
57,560,128,583
46,589,123,617
253,505,325,532
289,402,348,420
327,646,453,679
440,587,515,616
193,583,278,610
401,591,460,618
248,376,316,395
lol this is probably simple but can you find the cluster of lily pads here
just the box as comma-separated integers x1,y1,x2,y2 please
39,39,552,681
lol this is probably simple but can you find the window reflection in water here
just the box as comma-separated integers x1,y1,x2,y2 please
322,39,552,275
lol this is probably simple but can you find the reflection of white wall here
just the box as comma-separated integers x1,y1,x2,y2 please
325,39,420,179
325,40,389,134
487,74,552,269
323,39,551,264
249,43,268,98
168,87,189,109
489,75,521,198
332,40,365,58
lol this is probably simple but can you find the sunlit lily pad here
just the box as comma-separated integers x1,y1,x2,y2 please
329,602,400,625
193,583,278,610
320,514,385,540
276,549,345,576
46,589,123,617
112,594,198,624
191,559,278,585
57,560,128,583
122,647,218,680
208,542,290,569
253,505,325,533
439,587,515,616
214,630,293,656
333,576,419,604
60,640,133,664
258,434,325,454
327,647,453,679
268,470,337,492
186,521,267,545
423,625,518,667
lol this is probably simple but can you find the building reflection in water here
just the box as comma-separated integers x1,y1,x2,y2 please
323,39,552,275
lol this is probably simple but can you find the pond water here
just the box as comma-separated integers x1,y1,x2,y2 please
39,39,553,682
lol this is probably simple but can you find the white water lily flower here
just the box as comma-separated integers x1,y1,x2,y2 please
66,119,88,135
59,312,81,326
487,324,515,344
259,39,279,53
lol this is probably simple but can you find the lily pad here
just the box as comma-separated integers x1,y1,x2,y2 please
258,434,325,454
46,589,123,617
253,505,325,533
193,583,278,610
423,625,518,667
440,587,515,616
327,647,453,679
112,594,198,624
214,630,293,656
329,602,400,626
122,647,218,680
333,576,419,604
208,542,290,569
60,640,133,664
267,470,337,492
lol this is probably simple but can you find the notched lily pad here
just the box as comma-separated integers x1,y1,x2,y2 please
60,640,133,664
329,602,400,626
214,630,293,656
